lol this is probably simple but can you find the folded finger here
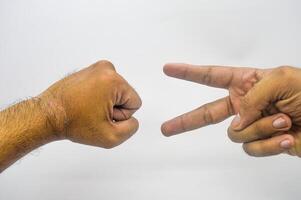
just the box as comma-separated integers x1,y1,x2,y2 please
112,117,139,144
228,113,292,143
114,79,142,120
242,134,295,157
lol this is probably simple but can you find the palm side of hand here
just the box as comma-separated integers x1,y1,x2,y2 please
228,68,269,114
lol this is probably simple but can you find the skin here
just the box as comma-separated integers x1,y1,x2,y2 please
161,63,301,157
0,60,142,173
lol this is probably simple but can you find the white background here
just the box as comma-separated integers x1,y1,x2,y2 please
0,0,301,199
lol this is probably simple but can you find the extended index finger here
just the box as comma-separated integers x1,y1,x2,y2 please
163,63,236,89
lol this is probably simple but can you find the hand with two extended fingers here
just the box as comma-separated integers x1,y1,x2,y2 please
161,64,301,157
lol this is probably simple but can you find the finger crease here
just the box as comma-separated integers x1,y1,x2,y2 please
225,97,234,116
180,115,187,132
203,105,214,125
225,70,234,88
202,67,212,85
120,109,128,120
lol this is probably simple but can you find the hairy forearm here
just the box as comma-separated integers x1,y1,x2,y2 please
0,98,58,173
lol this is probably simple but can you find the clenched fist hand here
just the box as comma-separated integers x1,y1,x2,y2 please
161,63,301,157
0,60,141,172
40,60,142,148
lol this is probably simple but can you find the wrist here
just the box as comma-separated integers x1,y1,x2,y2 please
37,93,68,140
0,98,63,172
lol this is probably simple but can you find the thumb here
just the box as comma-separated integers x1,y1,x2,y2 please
111,117,140,145
231,72,283,130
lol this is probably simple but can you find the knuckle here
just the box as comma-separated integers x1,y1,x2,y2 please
202,105,214,125
97,69,121,85
225,96,234,116
103,72,120,83
275,65,294,78
276,65,293,72
201,67,213,85
93,60,116,71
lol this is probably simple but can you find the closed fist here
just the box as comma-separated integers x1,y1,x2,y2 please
40,60,142,149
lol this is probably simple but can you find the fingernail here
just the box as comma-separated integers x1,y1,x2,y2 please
231,114,241,128
273,117,288,129
280,139,292,149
